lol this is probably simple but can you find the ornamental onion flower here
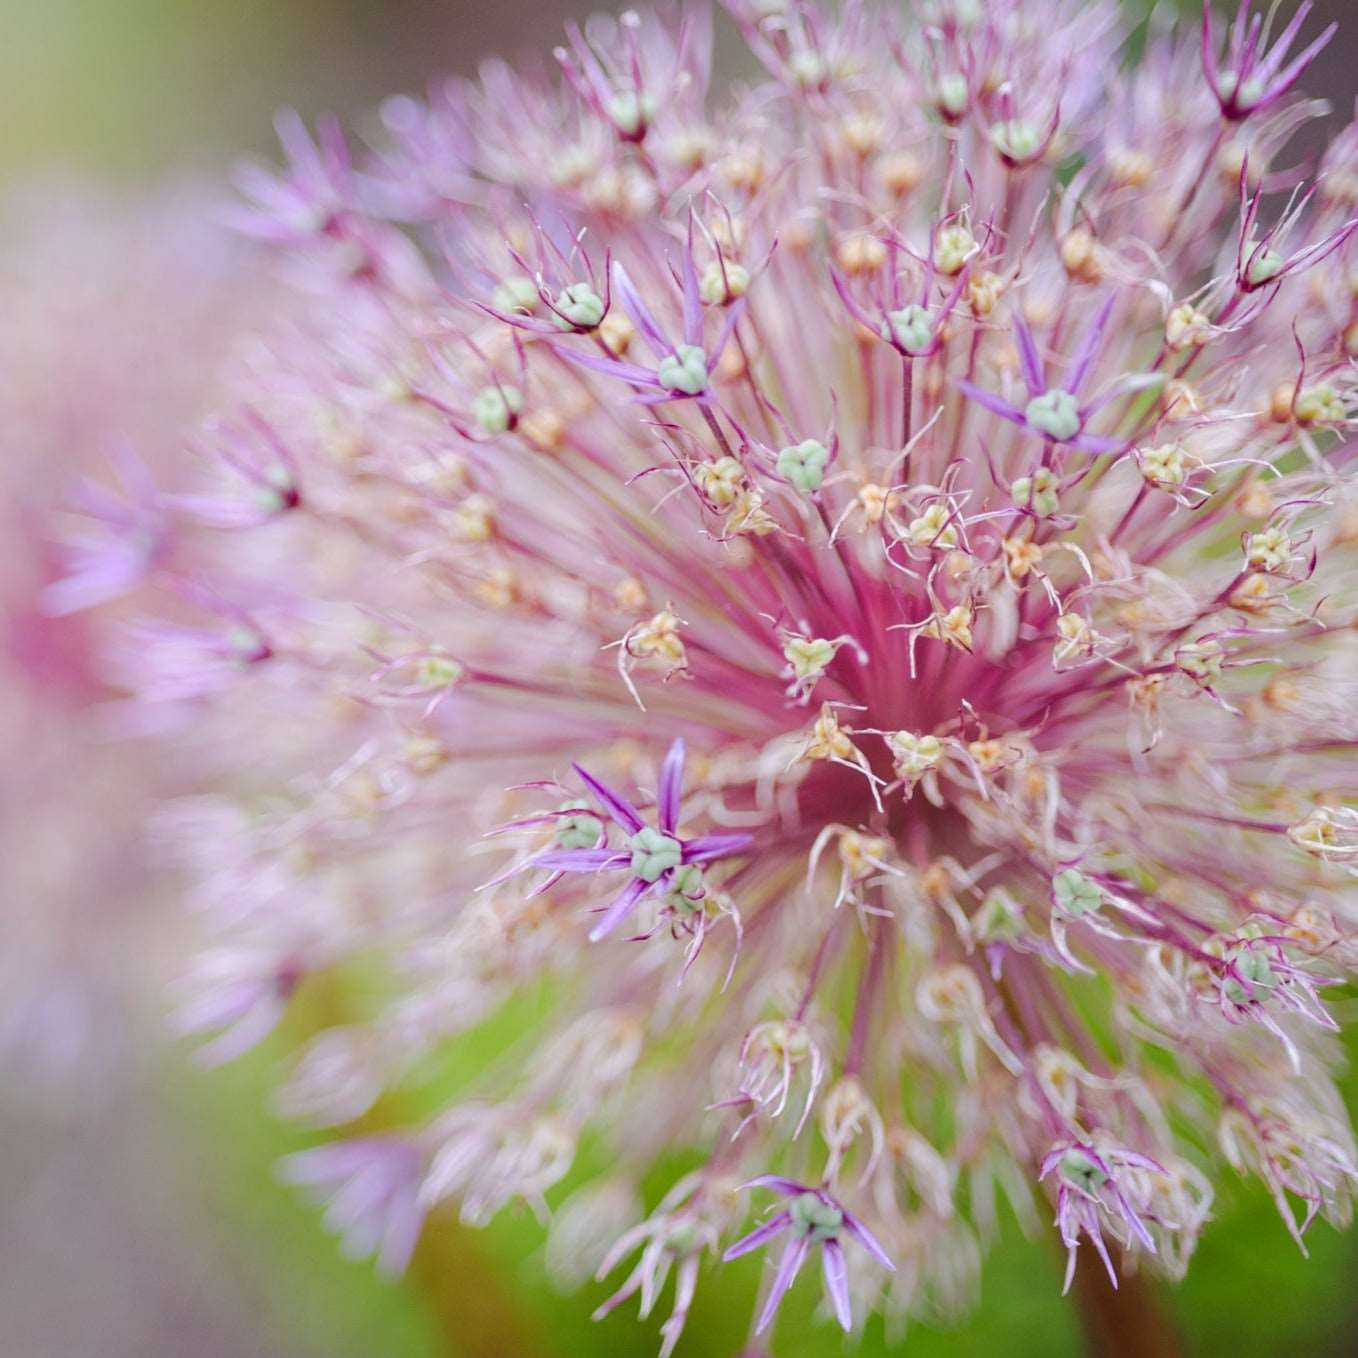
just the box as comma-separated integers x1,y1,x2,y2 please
59,0,1358,1349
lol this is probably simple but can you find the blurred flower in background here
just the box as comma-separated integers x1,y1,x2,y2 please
7,3,1358,1358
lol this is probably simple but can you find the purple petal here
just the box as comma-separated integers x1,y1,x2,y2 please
955,380,1027,426
571,761,646,833
829,266,876,332
587,876,653,942
1261,24,1337,106
531,848,630,872
681,230,702,347
1254,1,1315,80
1200,0,1220,85
742,1175,810,1196
658,737,686,833
611,261,672,358
682,833,753,864
554,344,660,388
376,1196,424,1276
755,1236,810,1335
722,1210,792,1260
1014,317,1046,394
1069,432,1124,455
708,296,748,371
841,1210,896,1271
821,1239,853,1331
1063,293,1116,397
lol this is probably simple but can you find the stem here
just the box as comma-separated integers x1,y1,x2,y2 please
1070,1256,1185,1358
901,355,914,448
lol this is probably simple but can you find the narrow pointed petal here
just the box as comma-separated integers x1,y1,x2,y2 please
821,1239,853,1331
841,1210,896,1270
955,380,1027,426
554,344,661,388
658,737,686,833
1013,317,1046,394
682,832,753,864
530,848,630,873
755,1236,810,1335
588,875,653,942
571,761,646,833
1064,293,1116,397
611,260,672,358
722,1210,792,1260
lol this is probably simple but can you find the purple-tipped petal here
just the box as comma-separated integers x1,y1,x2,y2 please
755,1236,810,1335
708,296,748,371
588,875,653,942
821,1239,853,1331
955,380,1027,426
681,226,703,347
829,265,877,332
571,761,646,833
1069,432,1125,455
555,344,662,388
1262,24,1337,106
531,848,630,873
1064,293,1117,397
841,1209,896,1271
682,832,753,864
723,1210,793,1260
611,260,672,358
657,737,686,833
742,1174,810,1196
1013,317,1046,395
1254,1,1315,80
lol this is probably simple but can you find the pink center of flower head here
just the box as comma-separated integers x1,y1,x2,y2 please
71,0,1358,1349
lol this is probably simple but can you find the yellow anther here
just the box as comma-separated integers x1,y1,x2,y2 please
879,151,923,197
1003,536,1043,579
1108,147,1153,187
1060,227,1108,285
1141,443,1190,488
836,233,887,275
599,310,635,357
1165,304,1211,351
933,224,975,276
452,493,496,542
920,602,975,651
1245,525,1291,572
967,269,1005,317
804,703,858,762
906,503,959,549
696,456,746,508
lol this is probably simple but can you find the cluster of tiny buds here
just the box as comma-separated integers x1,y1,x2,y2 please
47,0,1358,1350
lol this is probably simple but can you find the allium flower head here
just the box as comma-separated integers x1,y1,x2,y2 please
65,0,1358,1348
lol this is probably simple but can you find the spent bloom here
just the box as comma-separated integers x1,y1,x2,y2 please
62,0,1358,1348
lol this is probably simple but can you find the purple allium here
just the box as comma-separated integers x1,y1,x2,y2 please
63,0,1358,1349
723,1176,894,1333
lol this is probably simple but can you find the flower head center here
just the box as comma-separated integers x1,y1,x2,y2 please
630,826,683,882
657,345,708,395
789,1190,843,1242
1024,389,1082,441
776,438,829,493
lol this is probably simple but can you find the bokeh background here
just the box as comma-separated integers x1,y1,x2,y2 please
2,3,1357,1356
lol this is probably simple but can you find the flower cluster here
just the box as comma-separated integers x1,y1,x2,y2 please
60,0,1358,1348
